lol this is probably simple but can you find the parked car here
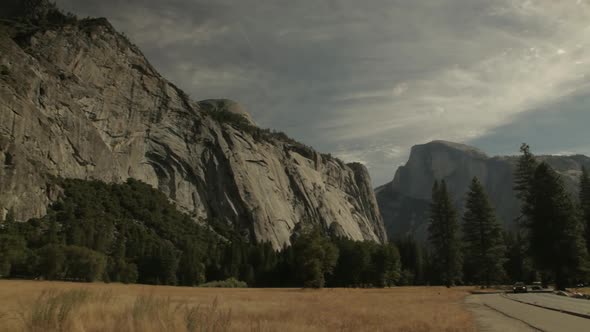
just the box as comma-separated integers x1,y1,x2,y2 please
513,282,528,293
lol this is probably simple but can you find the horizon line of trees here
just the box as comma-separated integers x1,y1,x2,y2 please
0,178,402,288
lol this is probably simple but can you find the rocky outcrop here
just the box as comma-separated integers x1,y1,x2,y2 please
0,3,386,249
376,140,590,241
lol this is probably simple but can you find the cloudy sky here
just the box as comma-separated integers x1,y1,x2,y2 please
55,0,590,185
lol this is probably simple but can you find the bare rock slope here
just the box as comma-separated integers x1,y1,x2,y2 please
376,140,590,241
0,1,386,249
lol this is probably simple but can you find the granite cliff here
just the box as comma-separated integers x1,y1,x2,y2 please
0,0,386,249
376,140,590,241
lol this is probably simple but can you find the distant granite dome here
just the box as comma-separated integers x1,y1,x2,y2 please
376,141,590,241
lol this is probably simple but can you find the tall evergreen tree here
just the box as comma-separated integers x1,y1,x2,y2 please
528,163,589,289
428,180,462,286
371,243,402,287
397,236,425,285
580,167,590,255
462,177,506,286
503,231,533,283
0,233,26,277
514,143,538,226
512,143,537,282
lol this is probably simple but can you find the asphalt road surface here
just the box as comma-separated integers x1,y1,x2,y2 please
504,293,590,317
466,293,590,332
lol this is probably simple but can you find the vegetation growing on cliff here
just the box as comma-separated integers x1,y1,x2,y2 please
200,104,343,164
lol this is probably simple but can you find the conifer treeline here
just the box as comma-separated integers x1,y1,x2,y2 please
516,144,589,289
0,179,401,288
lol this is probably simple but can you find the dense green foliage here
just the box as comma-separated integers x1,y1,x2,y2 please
514,146,590,289
0,179,215,284
503,231,534,283
428,180,462,286
462,178,506,286
513,143,538,227
292,227,339,288
581,167,590,255
329,238,401,288
395,236,424,285
0,179,402,288
0,232,26,277
526,163,589,289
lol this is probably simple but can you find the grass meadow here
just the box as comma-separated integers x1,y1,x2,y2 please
0,280,476,332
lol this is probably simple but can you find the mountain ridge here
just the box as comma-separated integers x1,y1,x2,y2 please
377,140,590,241
0,4,386,249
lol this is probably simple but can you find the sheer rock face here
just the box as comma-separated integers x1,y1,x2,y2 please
376,140,590,241
0,15,386,249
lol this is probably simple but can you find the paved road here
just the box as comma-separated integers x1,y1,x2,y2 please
504,293,590,317
467,293,590,332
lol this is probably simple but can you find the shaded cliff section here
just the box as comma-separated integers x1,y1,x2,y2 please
376,140,590,241
0,1,386,249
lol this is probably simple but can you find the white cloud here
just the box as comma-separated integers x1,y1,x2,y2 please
334,142,404,175
392,83,408,97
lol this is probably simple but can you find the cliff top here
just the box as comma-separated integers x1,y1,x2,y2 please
413,140,488,159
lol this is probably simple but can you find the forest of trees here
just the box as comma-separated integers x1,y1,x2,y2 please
1,144,589,289
0,179,401,288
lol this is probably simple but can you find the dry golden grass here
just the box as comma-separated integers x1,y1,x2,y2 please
0,280,476,332
569,287,590,295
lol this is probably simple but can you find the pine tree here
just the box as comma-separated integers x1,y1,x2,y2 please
397,235,425,285
372,243,402,287
503,231,533,283
580,167,590,255
528,163,589,290
513,143,538,227
428,180,462,287
462,177,506,286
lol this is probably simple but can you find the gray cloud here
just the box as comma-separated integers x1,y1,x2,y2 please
56,0,590,185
